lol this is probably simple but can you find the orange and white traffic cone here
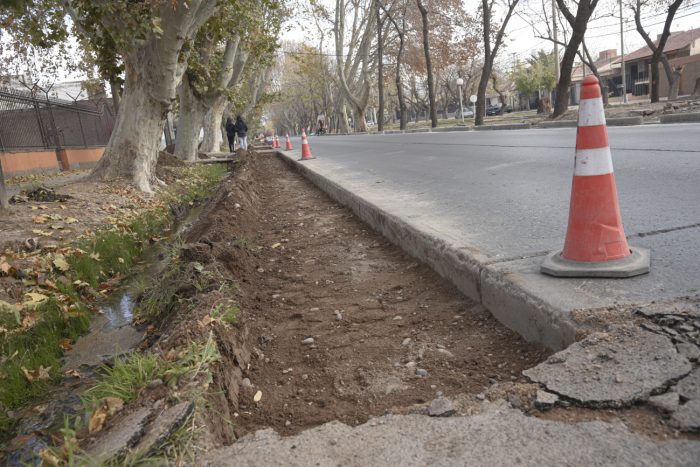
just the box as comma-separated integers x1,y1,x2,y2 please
541,75,649,278
285,133,293,150
300,129,314,160
273,135,280,148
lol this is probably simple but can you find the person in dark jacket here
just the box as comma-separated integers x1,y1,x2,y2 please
235,115,248,150
225,117,236,152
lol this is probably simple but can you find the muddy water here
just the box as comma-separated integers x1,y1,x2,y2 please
6,204,205,464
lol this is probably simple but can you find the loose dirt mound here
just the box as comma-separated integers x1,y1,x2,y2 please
157,151,186,167
157,150,550,442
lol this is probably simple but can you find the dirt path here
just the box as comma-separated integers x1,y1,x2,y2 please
225,154,549,437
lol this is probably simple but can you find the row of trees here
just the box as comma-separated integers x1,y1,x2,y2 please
268,0,692,134
1,0,282,200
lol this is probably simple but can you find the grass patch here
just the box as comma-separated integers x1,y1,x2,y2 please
0,164,227,440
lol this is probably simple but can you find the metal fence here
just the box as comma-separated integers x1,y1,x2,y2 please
0,86,115,152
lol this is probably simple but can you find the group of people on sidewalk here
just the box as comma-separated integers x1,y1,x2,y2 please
225,115,248,152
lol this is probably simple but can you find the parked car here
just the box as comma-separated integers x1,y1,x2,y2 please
486,105,502,116
455,108,474,119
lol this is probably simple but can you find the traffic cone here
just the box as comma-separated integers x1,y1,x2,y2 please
285,133,293,150
273,135,279,148
541,75,649,278
300,129,314,160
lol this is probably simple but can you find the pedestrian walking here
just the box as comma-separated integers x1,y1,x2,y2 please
235,115,248,150
225,117,236,152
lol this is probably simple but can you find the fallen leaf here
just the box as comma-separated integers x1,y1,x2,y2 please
50,224,64,230
88,397,124,434
21,365,51,382
89,252,101,261
21,313,37,329
53,255,70,272
32,215,49,224
0,300,21,324
39,448,61,467
271,243,282,249
59,338,72,350
0,262,11,275
23,292,49,308
64,217,78,224
117,257,125,264
65,369,81,378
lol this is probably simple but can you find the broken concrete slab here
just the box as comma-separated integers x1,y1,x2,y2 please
428,397,455,417
648,392,680,414
534,390,559,410
86,407,151,462
129,401,194,459
523,326,691,407
677,368,700,401
676,343,700,362
671,400,700,432
202,403,700,466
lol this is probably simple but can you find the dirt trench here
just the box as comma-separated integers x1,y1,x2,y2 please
179,151,550,439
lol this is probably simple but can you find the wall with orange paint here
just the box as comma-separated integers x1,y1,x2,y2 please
0,150,60,177
0,147,106,176
65,147,104,169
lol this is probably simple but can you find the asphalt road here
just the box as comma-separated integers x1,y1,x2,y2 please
304,124,700,259
287,123,700,345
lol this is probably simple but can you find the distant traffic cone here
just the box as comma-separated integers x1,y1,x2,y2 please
273,135,280,148
541,75,649,278
285,133,293,150
300,129,314,160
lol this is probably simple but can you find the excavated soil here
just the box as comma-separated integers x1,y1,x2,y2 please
186,152,550,438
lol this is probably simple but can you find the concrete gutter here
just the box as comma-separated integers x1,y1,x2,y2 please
275,150,577,350
660,112,700,123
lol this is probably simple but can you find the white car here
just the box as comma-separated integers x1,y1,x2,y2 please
455,108,474,119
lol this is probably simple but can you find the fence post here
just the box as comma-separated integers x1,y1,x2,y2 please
33,99,50,148
77,111,87,148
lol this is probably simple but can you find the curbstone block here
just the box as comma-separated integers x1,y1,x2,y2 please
537,120,577,129
659,112,700,124
475,123,531,131
606,116,643,126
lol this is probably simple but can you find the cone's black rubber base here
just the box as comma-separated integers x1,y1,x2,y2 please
541,247,650,278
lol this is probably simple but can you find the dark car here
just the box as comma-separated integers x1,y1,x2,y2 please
486,105,501,116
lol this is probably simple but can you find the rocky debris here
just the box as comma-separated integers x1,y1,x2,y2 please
86,407,151,462
301,337,315,345
416,368,428,377
129,402,194,460
634,300,700,346
202,403,700,466
677,343,700,362
534,390,558,411
671,400,700,432
428,397,455,417
676,368,700,400
401,338,411,346
523,326,691,407
648,392,680,413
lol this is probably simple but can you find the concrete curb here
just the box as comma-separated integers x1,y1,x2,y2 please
431,126,473,132
607,116,644,126
537,120,577,128
659,112,700,123
274,150,577,350
474,123,531,131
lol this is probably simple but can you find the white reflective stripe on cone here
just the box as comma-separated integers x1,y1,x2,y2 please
574,147,614,176
577,98,606,127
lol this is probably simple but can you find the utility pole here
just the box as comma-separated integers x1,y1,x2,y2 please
552,0,559,82
619,0,627,103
